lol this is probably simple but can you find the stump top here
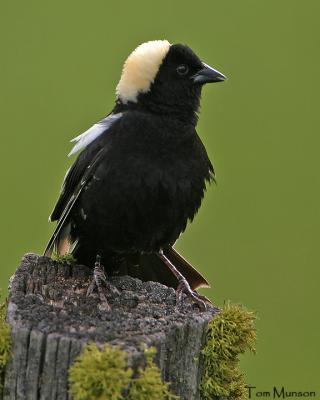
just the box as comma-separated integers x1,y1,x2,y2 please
8,253,217,347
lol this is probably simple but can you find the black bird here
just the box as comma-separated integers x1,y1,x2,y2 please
45,40,226,310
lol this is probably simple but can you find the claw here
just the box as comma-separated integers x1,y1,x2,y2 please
86,255,116,310
157,250,210,312
193,291,213,305
176,279,207,311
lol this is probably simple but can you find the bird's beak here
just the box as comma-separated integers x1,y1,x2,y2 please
192,63,227,84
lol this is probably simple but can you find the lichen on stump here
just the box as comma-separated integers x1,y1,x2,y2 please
3,253,219,399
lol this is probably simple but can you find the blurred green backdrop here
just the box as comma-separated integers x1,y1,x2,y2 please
1,0,319,394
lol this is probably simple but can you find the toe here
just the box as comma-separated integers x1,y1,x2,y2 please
98,301,111,312
176,280,208,311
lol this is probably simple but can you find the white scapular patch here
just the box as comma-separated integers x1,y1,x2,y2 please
68,113,122,156
116,40,171,104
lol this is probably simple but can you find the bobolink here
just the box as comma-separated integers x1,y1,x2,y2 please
45,40,226,310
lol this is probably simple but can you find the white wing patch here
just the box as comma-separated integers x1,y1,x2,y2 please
68,113,122,156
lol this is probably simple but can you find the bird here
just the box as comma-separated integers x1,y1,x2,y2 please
44,40,226,310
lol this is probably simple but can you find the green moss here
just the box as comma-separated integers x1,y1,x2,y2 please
128,347,179,400
0,296,11,397
69,343,132,400
69,303,255,400
200,302,256,400
52,252,76,265
69,344,178,400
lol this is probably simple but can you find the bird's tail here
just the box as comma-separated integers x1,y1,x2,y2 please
135,247,210,291
45,234,209,291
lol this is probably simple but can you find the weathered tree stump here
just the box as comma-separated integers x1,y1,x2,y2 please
3,253,218,400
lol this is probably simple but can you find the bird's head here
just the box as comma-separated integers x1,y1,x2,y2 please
115,40,226,120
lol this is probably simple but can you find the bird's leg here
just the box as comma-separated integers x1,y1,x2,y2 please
86,255,120,310
157,250,207,311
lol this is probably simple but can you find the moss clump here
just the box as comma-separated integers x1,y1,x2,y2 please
69,304,255,400
69,344,178,400
200,302,256,400
69,343,132,400
128,347,179,400
52,252,76,265
0,297,11,397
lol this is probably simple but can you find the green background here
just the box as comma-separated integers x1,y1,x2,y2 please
1,0,319,394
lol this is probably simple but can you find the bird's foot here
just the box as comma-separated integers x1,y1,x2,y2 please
176,278,211,311
157,250,211,312
86,255,120,311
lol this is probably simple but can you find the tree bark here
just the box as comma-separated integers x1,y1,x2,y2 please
3,253,218,400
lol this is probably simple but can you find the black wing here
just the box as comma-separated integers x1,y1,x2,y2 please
44,147,106,256
50,113,122,221
45,113,122,255
50,145,99,222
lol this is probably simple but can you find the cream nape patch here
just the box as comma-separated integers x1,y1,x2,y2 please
116,40,171,104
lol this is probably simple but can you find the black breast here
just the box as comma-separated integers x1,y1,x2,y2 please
71,111,213,258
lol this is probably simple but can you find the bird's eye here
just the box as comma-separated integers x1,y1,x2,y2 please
176,64,189,76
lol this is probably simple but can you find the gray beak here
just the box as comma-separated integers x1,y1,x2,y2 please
192,63,227,84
